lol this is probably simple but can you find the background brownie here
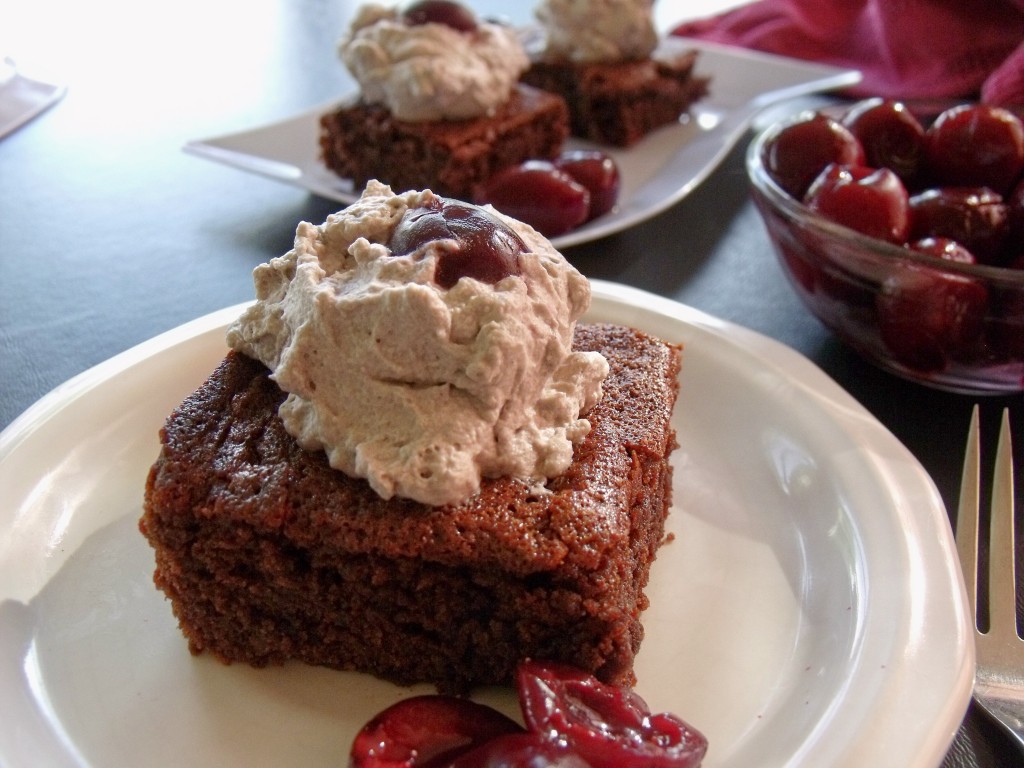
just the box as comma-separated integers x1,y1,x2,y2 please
140,323,681,693
319,84,569,199
522,48,709,147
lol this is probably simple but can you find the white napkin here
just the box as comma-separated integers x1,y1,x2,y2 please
0,57,65,140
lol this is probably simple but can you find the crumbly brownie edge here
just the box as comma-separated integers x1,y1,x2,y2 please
319,84,569,199
521,51,710,147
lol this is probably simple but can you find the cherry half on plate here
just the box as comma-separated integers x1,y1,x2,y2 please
446,733,592,768
348,661,707,768
553,150,621,221
349,695,524,768
473,150,622,236
517,660,708,768
473,161,591,237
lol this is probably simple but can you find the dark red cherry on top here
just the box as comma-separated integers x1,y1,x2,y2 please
388,198,526,289
925,104,1024,195
348,695,524,768
517,659,708,768
401,0,478,32
840,98,926,185
804,163,911,244
763,112,865,199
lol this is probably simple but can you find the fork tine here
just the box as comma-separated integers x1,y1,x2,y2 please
987,408,1018,639
957,405,981,626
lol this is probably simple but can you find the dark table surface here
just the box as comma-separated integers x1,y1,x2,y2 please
2,0,1021,765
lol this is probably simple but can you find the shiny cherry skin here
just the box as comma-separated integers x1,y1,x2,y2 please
763,113,865,199
841,98,926,186
908,187,1009,265
401,0,478,32
553,150,621,220
804,163,911,244
446,733,591,768
908,236,977,265
388,198,526,289
516,659,707,768
925,104,1024,195
348,695,524,768
474,161,591,237
876,265,989,373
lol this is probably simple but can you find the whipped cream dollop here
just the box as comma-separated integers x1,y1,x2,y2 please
536,0,659,63
339,4,529,122
226,181,608,507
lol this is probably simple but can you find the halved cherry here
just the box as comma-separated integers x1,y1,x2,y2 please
516,659,707,768
473,161,590,237
348,695,524,768
554,150,621,220
446,732,591,767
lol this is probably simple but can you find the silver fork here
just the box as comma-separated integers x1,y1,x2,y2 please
956,406,1024,751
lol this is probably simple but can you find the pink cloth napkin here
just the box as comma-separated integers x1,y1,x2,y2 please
671,0,1024,106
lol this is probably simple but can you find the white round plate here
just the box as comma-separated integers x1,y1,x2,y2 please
0,281,971,767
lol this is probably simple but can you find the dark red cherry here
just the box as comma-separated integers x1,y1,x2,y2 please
348,695,524,768
841,98,926,185
925,104,1024,194
474,161,590,237
908,187,1009,265
876,265,989,372
1004,177,1024,261
992,279,1024,359
516,659,707,768
401,0,478,32
388,198,526,289
446,733,591,768
762,113,865,199
554,150,621,220
908,236,977,265
804,163,911,244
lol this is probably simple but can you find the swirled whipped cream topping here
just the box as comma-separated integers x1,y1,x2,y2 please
339,3,529,122
226,180,608,507
536,0,658,63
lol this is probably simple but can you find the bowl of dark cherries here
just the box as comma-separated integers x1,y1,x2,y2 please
747,99,1024,394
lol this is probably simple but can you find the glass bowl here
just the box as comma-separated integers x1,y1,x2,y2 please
746,115,1024,395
